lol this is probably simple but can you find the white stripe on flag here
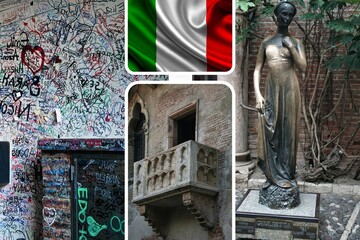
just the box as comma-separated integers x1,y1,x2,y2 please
156,0,207,72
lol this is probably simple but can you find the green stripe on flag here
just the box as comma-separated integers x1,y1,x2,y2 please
128,0,157,71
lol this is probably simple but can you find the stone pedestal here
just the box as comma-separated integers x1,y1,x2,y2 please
236,190,319,240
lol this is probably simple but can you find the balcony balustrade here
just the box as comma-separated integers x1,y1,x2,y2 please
133,140,219,203
132,140,220,232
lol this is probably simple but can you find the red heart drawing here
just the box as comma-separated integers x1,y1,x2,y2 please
21,45,45,74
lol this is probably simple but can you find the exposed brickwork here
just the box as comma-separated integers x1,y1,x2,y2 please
41,153,71,240
133,84,232,158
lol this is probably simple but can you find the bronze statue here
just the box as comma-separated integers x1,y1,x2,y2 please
253,0,307,209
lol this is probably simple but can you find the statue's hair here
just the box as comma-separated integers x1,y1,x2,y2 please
274,0,297,16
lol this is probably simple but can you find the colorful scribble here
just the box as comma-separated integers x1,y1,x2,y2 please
21,45,45,74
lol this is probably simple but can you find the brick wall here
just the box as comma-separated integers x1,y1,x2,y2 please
136,84,232,155
41,153,71,240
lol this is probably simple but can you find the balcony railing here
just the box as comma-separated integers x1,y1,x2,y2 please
133,140,219,203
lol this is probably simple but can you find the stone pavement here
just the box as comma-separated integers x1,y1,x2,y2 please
235,166,360,240
236,190,360,239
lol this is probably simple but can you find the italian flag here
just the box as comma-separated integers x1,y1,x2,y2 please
127,0,232,72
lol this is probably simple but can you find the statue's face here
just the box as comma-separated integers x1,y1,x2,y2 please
276,3,295,27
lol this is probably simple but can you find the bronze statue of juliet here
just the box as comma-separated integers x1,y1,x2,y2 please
254,0,307,209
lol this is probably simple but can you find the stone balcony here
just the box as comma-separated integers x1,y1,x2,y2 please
133,140,219,202
132,140,220,233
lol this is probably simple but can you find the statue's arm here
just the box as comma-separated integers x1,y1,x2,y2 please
283,37,307,73
253,42,266,111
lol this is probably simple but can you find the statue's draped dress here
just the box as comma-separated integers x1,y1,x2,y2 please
257,39,300,188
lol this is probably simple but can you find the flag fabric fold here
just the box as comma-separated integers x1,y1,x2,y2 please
128,0,232,72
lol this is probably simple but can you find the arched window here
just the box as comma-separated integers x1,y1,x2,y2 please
128,93,149,182
134,113,145,162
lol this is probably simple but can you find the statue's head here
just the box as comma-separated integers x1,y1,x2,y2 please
274,0,297,27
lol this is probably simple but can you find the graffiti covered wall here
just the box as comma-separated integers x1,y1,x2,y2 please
0,0,164,239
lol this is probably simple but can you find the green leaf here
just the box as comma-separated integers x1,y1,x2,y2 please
310,0,324,10
349,15,360,29
262,5,275,16
236,0,256,12
349,38,360,52
341,0,360,3
327,18,356,32
295,0,306,8
322,1,347,12
329,33,354,45
344,52,360,70
299,12,324,20
326,46,360,70
326,55,347,69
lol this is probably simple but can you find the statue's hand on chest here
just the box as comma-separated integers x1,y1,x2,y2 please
264,36,294,60
282,36,295,49
266,45,291,60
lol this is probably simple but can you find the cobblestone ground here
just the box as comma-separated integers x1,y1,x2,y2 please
235,190,360,240
320,194,360,240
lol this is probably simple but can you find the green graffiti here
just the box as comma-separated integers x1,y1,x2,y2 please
110,216,125,235
87,216,108,237
79,226,87,240
78,187,88,223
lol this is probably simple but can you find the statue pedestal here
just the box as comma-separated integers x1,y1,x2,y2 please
236,190,319,240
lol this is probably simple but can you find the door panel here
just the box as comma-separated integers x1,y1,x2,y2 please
73,153,124,240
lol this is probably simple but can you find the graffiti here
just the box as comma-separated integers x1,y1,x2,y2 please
76,157,124,239
0,99,31,121
110,216,124,234
87,216,107,237
12,147,36,158
0,62,24,74
6,33,29,49
78,187,88,224
11,160,40,195
43,207,57,227
0,225,30,240
2,196,30,217
95,172,121,185
1,48,20,61
21,45,45,74
0,0,142,137
38,138,125,151
1,74,40,95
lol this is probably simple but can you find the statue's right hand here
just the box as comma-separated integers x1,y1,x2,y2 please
255,94,265,113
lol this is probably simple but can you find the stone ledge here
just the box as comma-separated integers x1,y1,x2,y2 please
237,168,360,195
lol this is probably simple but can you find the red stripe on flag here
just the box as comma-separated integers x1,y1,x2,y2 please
206,0,232,72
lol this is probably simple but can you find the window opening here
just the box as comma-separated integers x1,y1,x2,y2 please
177,111,196,144
134,113,145,161
168,101,198,147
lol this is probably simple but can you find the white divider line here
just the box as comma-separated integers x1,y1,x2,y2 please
168,74,193,82
341,201,360,240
